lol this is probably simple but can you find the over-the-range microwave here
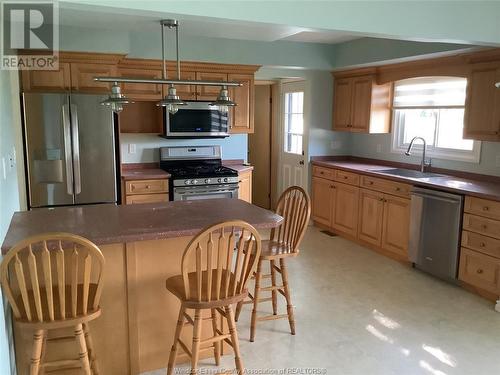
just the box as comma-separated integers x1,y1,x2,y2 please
162,101,230,138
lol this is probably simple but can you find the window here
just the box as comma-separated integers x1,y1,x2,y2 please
284,91,304,155
391,77,481,162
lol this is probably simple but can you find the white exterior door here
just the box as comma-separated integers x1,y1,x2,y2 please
279,81,307,195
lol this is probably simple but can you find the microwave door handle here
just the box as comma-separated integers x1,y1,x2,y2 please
62,104,74,195
70,104,81,195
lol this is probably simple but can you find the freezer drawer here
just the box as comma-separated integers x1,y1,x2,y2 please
409,187,464,281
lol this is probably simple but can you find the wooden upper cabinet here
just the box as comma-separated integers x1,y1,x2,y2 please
381,195,410,259
21,63,71,92
229,73,254,134
464,66,500,141
195,72,227,100
166,71,196,101
118,67,163,100
70,63,117,93
332,74,392,134
332,78,352,131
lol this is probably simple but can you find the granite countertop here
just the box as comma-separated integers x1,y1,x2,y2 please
1,199,282,254
312,159,500,202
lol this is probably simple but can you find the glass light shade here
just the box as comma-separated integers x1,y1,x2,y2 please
101,83,133,113
157,84,186,114
210,86,236,113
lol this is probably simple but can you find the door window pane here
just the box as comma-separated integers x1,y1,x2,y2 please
284,91,304,155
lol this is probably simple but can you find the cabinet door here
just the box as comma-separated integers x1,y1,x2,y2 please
381,195,411,258
464,67,500,141
119,67,163,100
228,73,254,134
70,63,117,93
358,188,384,246
21,62,71,92
351,76,373,133
332,78,353,131
125,193,169,205
312,177,334,226
238,171,252,203
195,72,227,100
331,182,359,237
459,248,500,294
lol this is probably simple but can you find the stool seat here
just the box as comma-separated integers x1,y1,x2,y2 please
260,240,297,260
166,271,248,308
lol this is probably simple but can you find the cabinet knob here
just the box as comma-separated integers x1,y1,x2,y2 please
396,187,401,191
483,206,489,211
320,171,324,175
480,242,486,247
482,224,488,230
477,269,484,274
368,181,374,185
146,185,151,189
343,175,348,179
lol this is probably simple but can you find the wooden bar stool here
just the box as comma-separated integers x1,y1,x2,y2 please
0,233,105,375
166,220,262,375
235,186,311,341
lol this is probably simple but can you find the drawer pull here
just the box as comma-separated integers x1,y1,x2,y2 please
343,176,348,179
320,171,324,175
480,242,486,247
476,269,484,274
396,187,401,191
368,181,374,185
482,224,488,230
483,206,490,211
146,185,151,189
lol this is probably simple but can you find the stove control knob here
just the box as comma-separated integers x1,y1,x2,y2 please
205,178,210,184
223,177,228,183
185,180,190,185
217,178,222,183
191,179,196,185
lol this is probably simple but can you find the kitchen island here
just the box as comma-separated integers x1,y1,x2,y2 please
2,199,283,375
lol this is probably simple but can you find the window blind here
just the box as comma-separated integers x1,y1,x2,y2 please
393,77,467,108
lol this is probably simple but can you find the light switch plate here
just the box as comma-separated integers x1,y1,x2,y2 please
376,144,382,153
128,144,136,154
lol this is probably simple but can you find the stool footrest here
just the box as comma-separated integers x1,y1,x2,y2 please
260,285,284,292
178,339,192,358
215,328,234,348
201,333,231,346
256,313,288,322
42,358,81,369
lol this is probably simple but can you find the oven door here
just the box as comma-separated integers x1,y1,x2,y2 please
173,184,238,201
164,101,229,138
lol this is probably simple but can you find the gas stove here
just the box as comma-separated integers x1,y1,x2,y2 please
159,146,239,201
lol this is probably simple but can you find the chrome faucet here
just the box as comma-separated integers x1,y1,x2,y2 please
405,136,431,172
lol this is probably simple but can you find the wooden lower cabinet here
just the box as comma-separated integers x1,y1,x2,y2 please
122,178,169,205
358,189,385,246
331,182,359,237
381,194,411,258
459,248,500,295
312,177,359,237
238,170,252,203
126,193,169,205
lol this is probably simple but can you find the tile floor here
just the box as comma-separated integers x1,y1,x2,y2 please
143,226,500,375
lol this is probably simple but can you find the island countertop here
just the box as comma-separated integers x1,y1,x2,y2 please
1,199,283,254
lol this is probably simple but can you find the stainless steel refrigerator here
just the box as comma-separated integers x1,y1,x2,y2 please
23,93,118,208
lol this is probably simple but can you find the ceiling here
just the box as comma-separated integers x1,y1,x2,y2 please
58,6,362,44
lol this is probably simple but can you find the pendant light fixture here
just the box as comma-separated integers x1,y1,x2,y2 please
94,19,243,114
100,82,133,113
157,19,186,114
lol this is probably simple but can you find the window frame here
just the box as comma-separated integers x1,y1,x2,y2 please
390,77,481,163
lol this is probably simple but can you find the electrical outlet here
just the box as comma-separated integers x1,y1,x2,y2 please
376,144,382,153
496,155,500,168
128,144,136,154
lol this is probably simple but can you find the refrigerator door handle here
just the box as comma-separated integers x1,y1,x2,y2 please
70,104,82,195
62,104,74,195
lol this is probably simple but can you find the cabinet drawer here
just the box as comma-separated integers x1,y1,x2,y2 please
312,166,335,181
459,248,500,295
462,231,500,259
360,175,411,198
125,193,169,205
465,196,500,220
463,213,500,240
125,179,168,195
334,170,360,186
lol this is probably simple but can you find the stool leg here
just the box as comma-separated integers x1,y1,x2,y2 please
190,309,202,375
280,258,295,335
74,324,91,375
270,260,278,315
250,259,263,342
83,323,100,375
210,309,221,366
225,305,243,374
30,329,45,375
167,305,186,375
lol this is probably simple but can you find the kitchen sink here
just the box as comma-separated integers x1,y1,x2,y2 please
376,168,444,179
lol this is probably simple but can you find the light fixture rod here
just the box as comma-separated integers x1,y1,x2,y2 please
94,76,242,87
175,21,180,80
161,21,166,80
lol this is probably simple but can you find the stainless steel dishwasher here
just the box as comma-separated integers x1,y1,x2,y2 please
409,187,464,281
